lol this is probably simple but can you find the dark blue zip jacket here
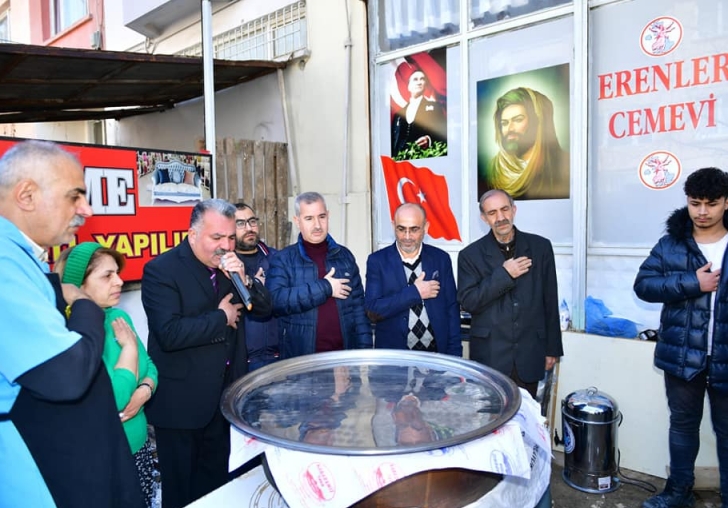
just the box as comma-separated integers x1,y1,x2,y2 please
634,207,728,391
237,242,278,367
267,234,372,359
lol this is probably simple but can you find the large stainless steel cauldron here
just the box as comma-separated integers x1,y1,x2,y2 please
221,349,521,507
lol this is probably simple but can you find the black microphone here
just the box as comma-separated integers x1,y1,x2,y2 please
230,272,253,311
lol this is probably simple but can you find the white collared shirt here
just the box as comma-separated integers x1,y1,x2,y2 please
20,231,49,263
405,95,423,124
397,243,423,265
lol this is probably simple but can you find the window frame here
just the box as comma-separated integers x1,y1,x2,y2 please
51,0,88,36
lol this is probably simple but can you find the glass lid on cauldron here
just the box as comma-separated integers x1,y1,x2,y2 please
221,349,521,456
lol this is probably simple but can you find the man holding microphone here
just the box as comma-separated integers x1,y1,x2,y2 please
142,198,271,508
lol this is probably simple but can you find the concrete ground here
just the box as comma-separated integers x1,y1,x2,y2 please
550,451,723,508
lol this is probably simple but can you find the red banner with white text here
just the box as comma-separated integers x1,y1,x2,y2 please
0,137,213,281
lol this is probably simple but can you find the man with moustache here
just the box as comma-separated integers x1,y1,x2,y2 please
267,191,372,358
482,87,569,200
0,140,144,508
365,202,461,356
635,167,728,508
457,189,562,399
233,202,279,374
142,199,271,508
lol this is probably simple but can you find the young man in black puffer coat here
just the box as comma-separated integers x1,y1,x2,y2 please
635,167,728,508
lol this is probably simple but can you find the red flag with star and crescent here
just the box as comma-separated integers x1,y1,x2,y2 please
381,156,461,241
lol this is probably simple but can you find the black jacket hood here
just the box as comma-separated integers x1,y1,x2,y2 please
666,206,728,240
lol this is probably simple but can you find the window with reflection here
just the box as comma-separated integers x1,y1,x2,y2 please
52,0,87,35
0,12,8,43
470,0,570,28
378,0,460,52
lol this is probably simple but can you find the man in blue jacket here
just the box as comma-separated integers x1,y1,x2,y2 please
635,167,728,508
267,192,372,358
365,203,461,356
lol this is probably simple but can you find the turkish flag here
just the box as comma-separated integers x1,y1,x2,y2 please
381,156,461,241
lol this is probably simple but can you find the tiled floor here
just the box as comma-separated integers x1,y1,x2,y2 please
550,451,723,508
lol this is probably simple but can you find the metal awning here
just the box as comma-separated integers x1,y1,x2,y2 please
0,43,286,123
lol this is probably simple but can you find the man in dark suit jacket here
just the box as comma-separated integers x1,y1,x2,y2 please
457,190,562,398
142,199,271,508
365,203,461,356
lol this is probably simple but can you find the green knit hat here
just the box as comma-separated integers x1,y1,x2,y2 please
62,242,103,287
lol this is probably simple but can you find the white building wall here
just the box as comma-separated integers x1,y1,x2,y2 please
110,74,286,150
108,0,372,263
5,0,30,43
103,0,145,51
280,0,371,258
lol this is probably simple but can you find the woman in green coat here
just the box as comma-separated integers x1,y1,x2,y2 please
55,242,158,507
